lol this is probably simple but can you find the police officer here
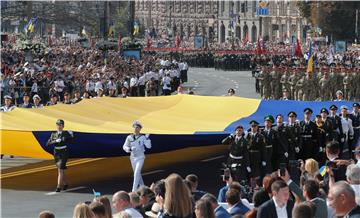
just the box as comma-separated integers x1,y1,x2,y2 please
260,115,275,174
222,125,251,182
273,114,294,169
350,103,360,151
300,108,318,161
286,111,302,160
123,121,151,192
46,119,74,192
245,120,266,182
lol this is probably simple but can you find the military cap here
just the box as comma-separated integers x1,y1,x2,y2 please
315,114,321,118
320,108,329,114
32,94,41,100
264,115,275,123
4,95,12,100
304,108,313,114
329,105,338,110
56,119,65,125
23,93,30,97
340,105,348,110
249,120,259,126
235,125,244,130
288,111,297,117
336,90,343,95
353,102,360,107
132,121,143,128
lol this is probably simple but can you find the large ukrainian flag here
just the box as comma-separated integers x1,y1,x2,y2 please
0,95,355,159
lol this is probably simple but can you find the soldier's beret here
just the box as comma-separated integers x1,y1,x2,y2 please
56,119,65,125
320,108,329,114
4,95,12,100
340,105,348,110
132,121,143,129
329,105,338,110
353,103,360,107
249,120,259,126
304,108,313,114
288,111,297,117
264,115,275,123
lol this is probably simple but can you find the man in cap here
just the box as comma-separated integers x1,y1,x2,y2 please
286,111,302,160
19,93,33,108
329,104,344,144
46,94,58,106
222,125,251,182
349,103,360,151
273,114,295,169
260,115,276,174
334,90,344,101
320,108,334,142
245,120,266,183
340,105,354,159
123,121,152,192
62,92,72,104
300,108,318,160
32,94,44,108
46,119,74,192
0,95,16,112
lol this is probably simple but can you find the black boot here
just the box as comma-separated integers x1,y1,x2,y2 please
55,187,61,192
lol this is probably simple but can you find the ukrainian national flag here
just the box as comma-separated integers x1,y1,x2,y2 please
307,42,313,73
24,17,38,33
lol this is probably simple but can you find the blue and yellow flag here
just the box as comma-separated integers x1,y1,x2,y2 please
307,42,313,73
108,21,115,37
24,17,38,33
133,21,140,36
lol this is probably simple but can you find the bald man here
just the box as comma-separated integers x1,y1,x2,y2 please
328,181,360,217
112,191,143,218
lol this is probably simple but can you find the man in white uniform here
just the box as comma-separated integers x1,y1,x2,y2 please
123,121,151,192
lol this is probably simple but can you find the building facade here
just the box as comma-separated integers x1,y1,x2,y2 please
135,0,219,42
135,0,307,44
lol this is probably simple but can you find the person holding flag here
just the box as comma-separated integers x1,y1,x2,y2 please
307,42,314,73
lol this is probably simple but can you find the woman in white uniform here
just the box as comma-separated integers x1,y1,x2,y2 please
123,121,152,192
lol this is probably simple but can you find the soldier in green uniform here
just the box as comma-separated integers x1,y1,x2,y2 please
245,120,266,183
288,69,298,100
46,119,74,192
222,125,251,182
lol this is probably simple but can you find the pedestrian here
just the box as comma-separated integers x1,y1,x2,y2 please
46,119,74,192
123,121,151,192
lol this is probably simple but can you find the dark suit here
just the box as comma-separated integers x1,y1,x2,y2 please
256,199,294,218
229,201,250,216
214,205,231,218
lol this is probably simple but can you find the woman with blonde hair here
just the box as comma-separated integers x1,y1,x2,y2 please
300,158,320,186
73,202,95,218
194,199,215,218
158,173,193,218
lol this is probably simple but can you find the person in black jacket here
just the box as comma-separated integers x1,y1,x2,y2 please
260,115,276,175
46,119,74,192
300,108,318,161
256,180,294,218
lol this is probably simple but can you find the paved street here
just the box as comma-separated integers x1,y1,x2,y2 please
1,68,259,218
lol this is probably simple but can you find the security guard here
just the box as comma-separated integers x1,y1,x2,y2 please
46,119,74,192
222,125,251,182
300,108,318,161
286,111,302,160
245,120,266,181
260,115,276,174
123,121,151,192
273,114,294,169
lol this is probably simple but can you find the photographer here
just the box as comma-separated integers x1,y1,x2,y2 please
222,125,251,182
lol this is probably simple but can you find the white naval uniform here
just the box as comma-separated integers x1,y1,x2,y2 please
123,134,151,192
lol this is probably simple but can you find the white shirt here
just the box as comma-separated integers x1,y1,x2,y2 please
138,75,146,86
0,105,16,112
95,81,103,92
54,80,65,92
107,81,116,90
341,116,354,139
86,80,95,91
130,77,138,87
162,76,171,90
123,134,151,158
272,197,288,218
113,208,143,218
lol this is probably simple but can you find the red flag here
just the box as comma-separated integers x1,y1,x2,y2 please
175,35,181,48
256,38,262,55
118,34,122,50
295,38,303,58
